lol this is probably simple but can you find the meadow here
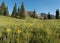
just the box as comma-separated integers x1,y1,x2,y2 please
0,15,60,43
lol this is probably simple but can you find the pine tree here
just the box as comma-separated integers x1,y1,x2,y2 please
18,7,20,17
1,1,6,15
6,7,9,16
4,7,9,16
3,8,6,15
0,7,2,15
11,3,17,17
47,12,51,19
32,9,38,18
56,9,59,19
20,2,26,18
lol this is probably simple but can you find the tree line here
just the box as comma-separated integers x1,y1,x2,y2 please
0,1,60,19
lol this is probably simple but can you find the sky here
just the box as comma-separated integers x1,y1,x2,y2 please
0,0,60,15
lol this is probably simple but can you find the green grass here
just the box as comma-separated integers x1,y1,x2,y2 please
0,15,60,43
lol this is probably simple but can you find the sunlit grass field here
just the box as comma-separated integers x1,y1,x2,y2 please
0,15,60,43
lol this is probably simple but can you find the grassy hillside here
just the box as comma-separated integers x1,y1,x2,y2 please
0,15,60,43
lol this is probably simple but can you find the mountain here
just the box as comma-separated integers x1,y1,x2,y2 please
40,13,47,17
40,13,55,19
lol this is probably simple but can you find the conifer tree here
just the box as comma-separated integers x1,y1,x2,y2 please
11,3,17,17
1,1,6,15
18,7,20,17
56,9,59,19
0,8,2,15
20,2,26,18
32,9,38,18
6,7,9,16
47,12,51,19
4,7,9,16
3,8,6,15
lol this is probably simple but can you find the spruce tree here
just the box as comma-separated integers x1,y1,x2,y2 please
3,8,6,15
18,7,20,17
4,7,9,16
56,9,59,19
20,2,26,18
0,8,2,15
47,12,51,19
1,1,6,15
11,3,17,17
33,9,38,18
6,7,9,16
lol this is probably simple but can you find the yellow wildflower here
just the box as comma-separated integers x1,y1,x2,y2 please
16,30,22,34
30,23,32,27
6,28,11,32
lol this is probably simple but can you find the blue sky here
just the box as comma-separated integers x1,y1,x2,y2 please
0,0,60,15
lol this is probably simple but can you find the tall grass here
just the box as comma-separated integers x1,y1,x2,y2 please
0,16,60,43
